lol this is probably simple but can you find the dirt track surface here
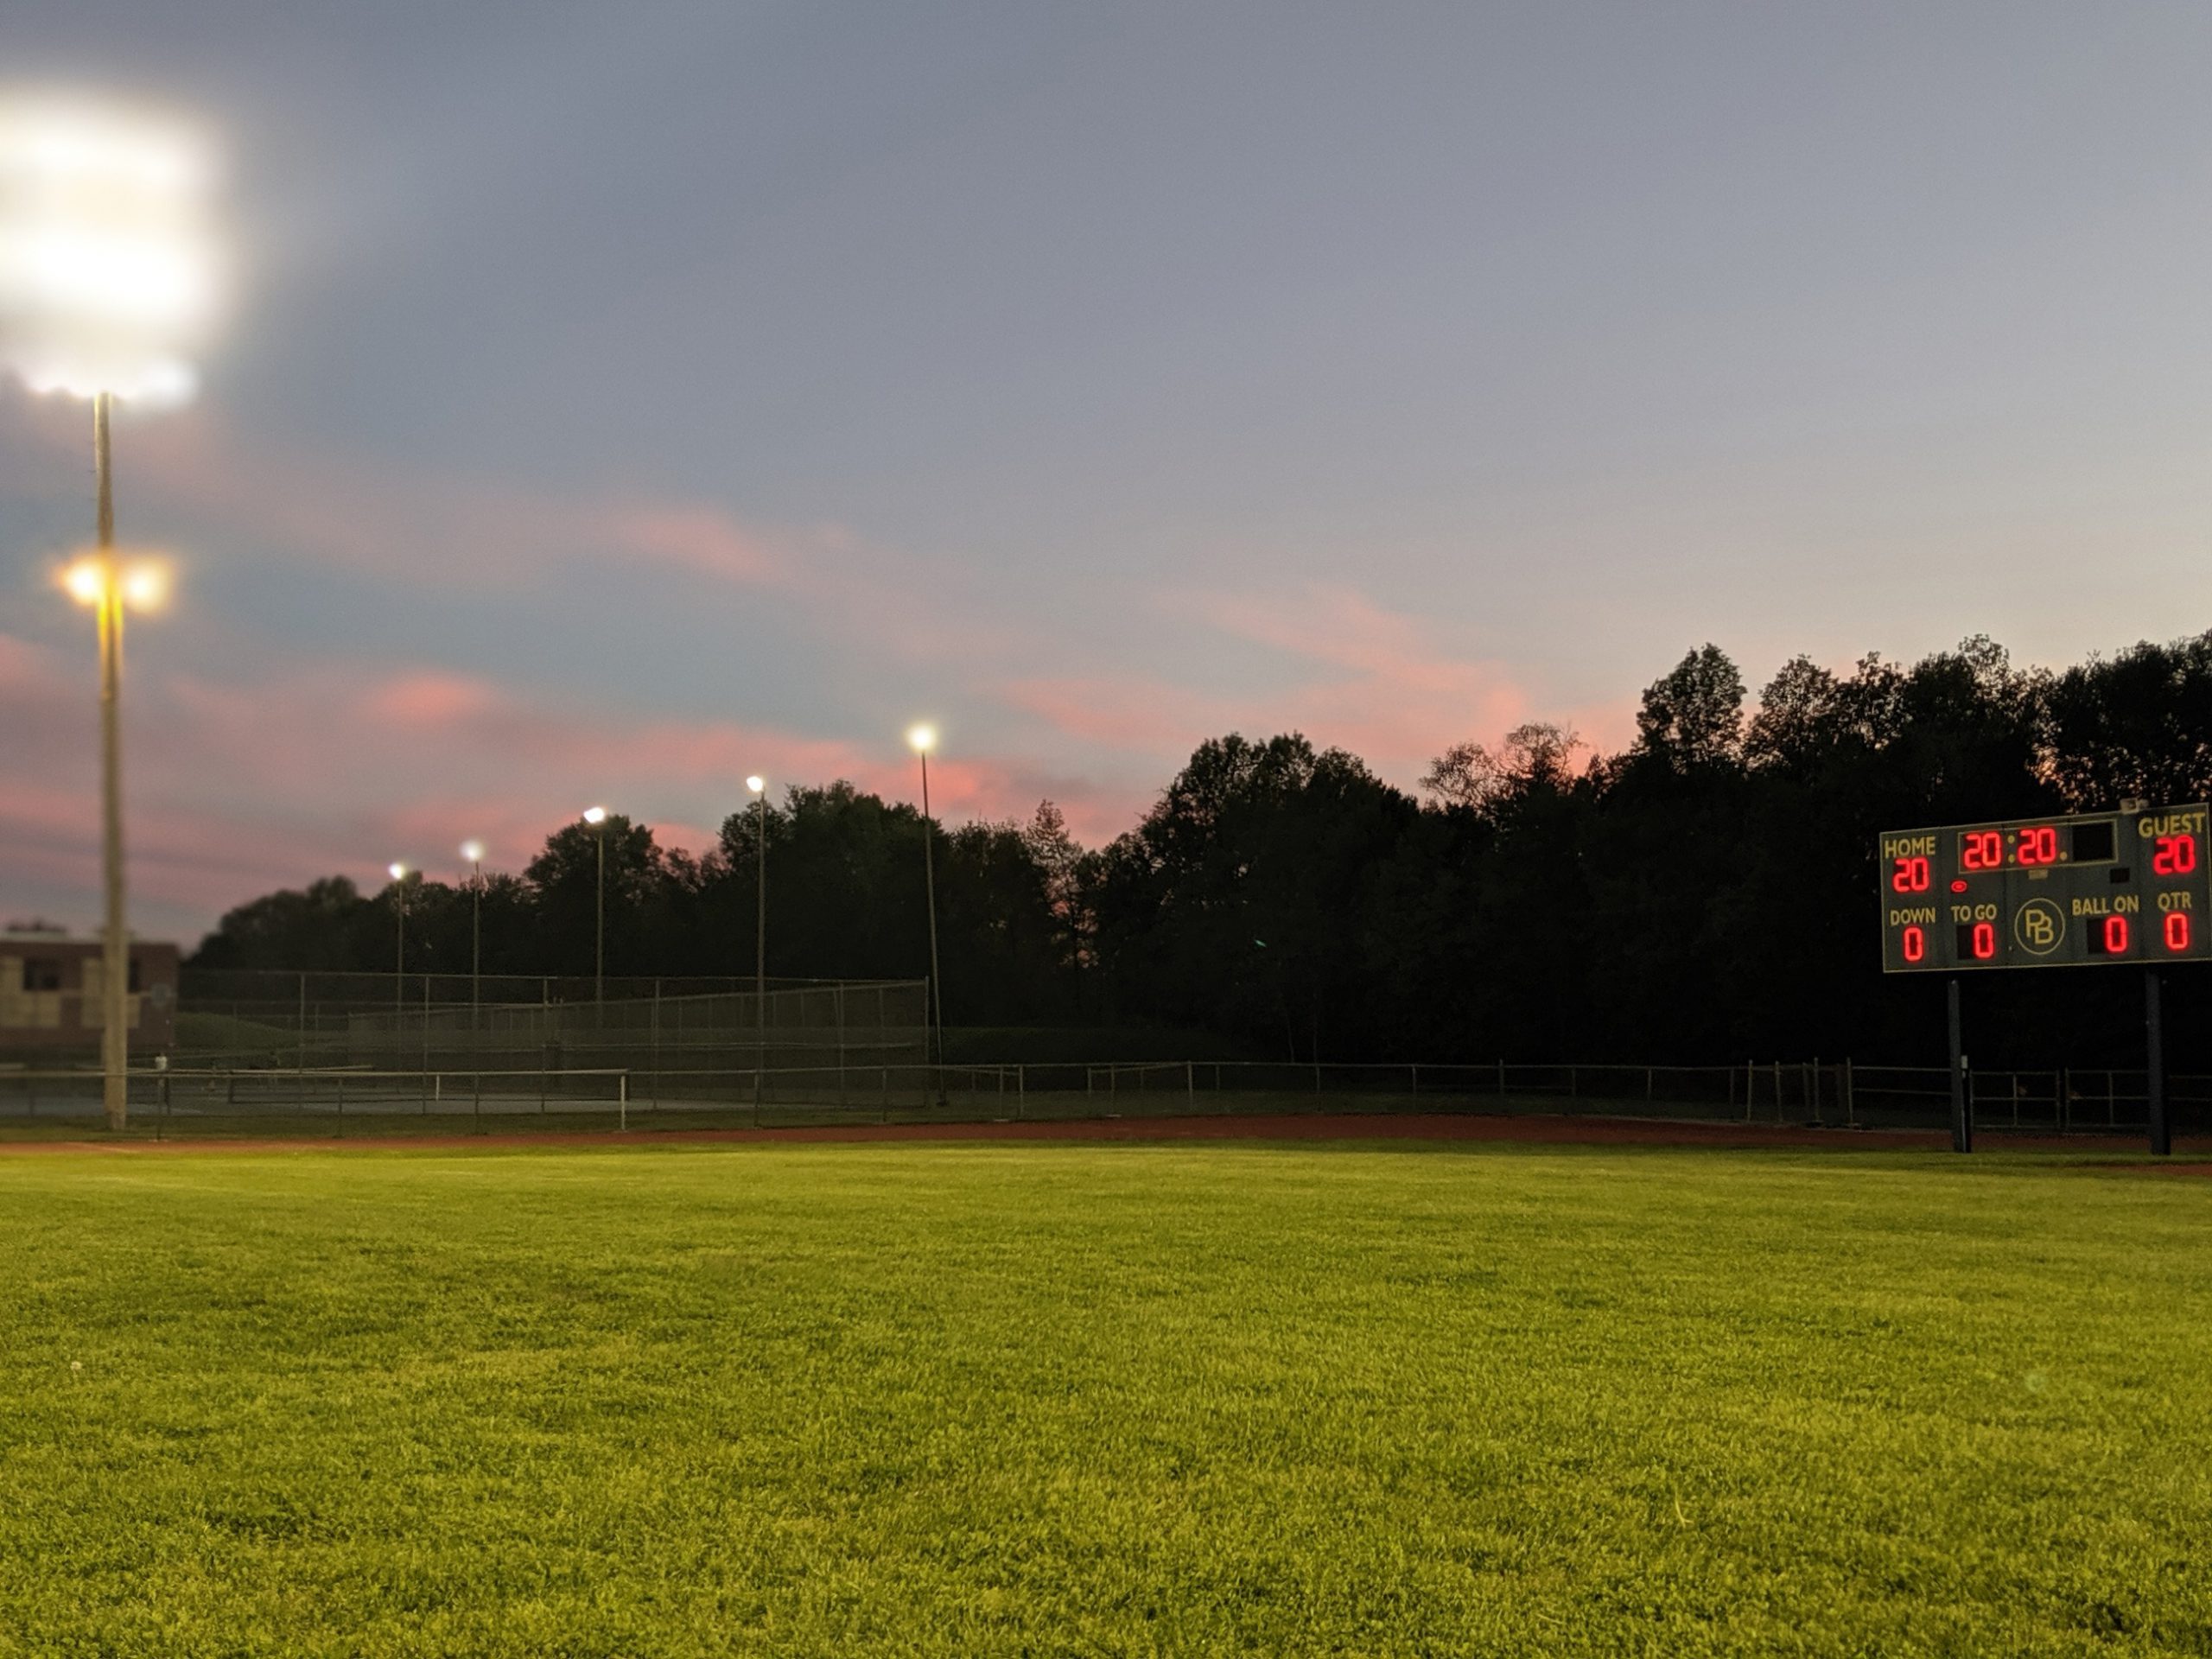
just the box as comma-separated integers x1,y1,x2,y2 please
2,1110,2201,1160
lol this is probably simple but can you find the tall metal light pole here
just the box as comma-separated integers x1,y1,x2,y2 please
60,522,164,1131
10,96,226,1132
388,862,408,1033
461,841,484,1125
747,776,767,1103
461,840,484,1023
582,806,608,1001
907,726,946,1099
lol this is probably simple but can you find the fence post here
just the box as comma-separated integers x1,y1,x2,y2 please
1497,1058,1505,1096
1411,1062,1420,1100
1844,1057,1855,1128
335,1073,344,1138
2060,1066,2069,1135
620,1070,628,1133
1187,1060,1195,1111
1017,1064,1025,1121
1745,1061,1754,1122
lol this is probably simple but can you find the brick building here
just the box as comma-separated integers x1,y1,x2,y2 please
0,925,180,1058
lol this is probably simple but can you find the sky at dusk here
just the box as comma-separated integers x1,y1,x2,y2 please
6,3,2212,942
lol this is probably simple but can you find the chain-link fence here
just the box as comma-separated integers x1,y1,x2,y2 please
172,969,929,1078
4,1051,2203,1139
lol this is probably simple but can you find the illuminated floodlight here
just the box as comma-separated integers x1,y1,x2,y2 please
582,805,607,826
60,552,169,609
746,774,765,794
60,558,103,604
0,89,226,406
460,839,485,863
387,862,406,881
906,723,937,754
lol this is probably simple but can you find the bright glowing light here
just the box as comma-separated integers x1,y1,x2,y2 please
60,557,103,604
59,552,170,609
0,90,226,405
907,723,937,754
387,862,406,881
582,805,607,825
460,840,485,863
118,560,167,610
746,775,765,794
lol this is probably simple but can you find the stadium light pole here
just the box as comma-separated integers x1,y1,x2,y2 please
387,863,407,1031
460,840,484,1023
7,95,226,1132
907,725,946,1102
747,776,766,1106
582,806,608,1002
461,841,484,1127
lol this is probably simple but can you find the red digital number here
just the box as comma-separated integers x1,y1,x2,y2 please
1902,925,1925,963
2167,912,2192,952
2104,915,2130,954
1972,921,1997,960
1891,855,1930,893
1961,831,2003,870
2153,835,2197,876
2018,825,2059,866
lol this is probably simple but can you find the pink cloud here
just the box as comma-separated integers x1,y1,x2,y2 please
1001,584,1540,794
363,671,501,728
0,627,1128,936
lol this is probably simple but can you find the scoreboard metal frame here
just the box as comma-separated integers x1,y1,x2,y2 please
1878,803,2211,973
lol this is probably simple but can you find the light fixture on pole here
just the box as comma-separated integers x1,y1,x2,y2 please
461,840,484,1128
6,92,226,1133
906,725,946,1103
582,806,608,1002
387,862,408,1039
747,775,766,1106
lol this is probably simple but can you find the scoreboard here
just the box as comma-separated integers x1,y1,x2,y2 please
1878,804,2211,972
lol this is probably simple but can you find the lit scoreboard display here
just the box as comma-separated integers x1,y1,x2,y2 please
1878,804,2212,972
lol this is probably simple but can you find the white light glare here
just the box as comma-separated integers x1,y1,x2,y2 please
746,775,765,793
460,840,485,863
0,89,225,406
907,724,937,753
387,862,406,881
582,806,607,825
58,551,170,610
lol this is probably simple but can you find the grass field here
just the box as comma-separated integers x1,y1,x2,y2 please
3,1141,2209,1656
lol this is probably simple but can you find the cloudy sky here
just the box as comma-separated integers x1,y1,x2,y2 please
6,3,2212,941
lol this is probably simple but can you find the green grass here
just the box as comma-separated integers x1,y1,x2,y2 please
2,1142,2209,1656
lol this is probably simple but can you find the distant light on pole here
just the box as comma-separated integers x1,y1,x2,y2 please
908,724,945,1103
386,863,407,1029
461,841,484,1119
747,776,767,1104
582,807,608,1001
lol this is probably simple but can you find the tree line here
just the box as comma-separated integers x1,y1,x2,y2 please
190,631,2212,1067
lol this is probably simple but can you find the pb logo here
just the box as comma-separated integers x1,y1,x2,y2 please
2014,897,2065,957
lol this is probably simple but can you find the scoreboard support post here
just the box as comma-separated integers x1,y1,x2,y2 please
2145,969,2171,1157
1946,977,1971,1154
